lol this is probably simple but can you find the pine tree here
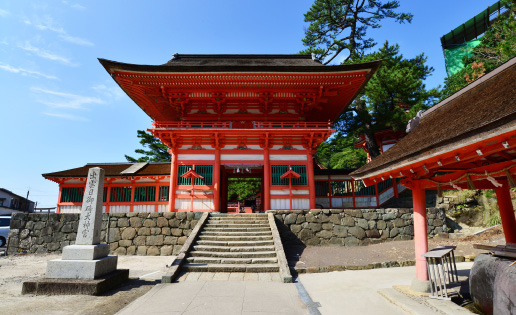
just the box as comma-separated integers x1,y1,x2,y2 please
125,130,171,162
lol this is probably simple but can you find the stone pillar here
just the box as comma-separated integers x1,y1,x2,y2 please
263,148,270,211
495,182,516,244
306,150,316,209
46,167,119,279
411,180,430,292
168,149,178,212
213,148,221,212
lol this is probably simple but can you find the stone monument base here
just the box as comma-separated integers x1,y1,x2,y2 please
46,255,118,279
22,269,129,295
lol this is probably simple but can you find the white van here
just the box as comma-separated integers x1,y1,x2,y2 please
0,216,11,247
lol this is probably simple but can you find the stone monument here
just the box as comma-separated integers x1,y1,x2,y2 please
23,167,128,295
46,167,117,279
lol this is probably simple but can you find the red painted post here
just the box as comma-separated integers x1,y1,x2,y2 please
412,180,429,281
57,184,62,213
168,149,178,212
154,183,160,212
213,149,221,212
130,180,135,212
105,184,111,213
263,148,271,211
307,150,316,209
289,178,293,210
495,182,516,244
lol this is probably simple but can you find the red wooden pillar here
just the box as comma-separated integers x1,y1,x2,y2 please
412,180,429,281
57,184,62,213
154,181,160,212
130,180,135,212
306,150,316,209
105,183,111,213
213,149,221,212
495,182,516,244
263,148,271,211
168,149,178,212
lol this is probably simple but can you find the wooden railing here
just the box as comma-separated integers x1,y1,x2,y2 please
152,121,332,129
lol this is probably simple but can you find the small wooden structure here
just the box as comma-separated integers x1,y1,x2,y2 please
351,56,516,285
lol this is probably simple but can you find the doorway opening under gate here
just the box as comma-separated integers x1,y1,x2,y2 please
221,164,263,213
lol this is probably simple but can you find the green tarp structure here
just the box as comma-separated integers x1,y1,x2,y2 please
440,1,508,76
443,39,482,76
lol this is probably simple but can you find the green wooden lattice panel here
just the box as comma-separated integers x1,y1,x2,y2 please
271,165,288,185
354,181,376,196
61,187,84,202
110,187,132,202
291,165,307,185
159,186,170,201
331,181,353,196
177,165,213,185
134,186,156,202
377,178,393,193
315,181,329,196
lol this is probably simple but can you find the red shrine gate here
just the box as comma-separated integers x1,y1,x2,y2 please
45,54,382,212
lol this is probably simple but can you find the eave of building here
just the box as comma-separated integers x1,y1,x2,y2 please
98,58,381,122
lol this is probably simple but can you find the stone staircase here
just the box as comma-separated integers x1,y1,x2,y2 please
181,213,281,274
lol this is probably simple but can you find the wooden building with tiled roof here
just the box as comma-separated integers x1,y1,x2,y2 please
44,54,407,213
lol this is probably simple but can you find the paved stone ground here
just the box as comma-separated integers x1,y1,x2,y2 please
116,280,308,315
176,271,282,282
297,262,475,315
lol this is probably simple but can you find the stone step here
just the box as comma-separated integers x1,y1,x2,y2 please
181,263,279,273
189,250,277,258
200,231,272,236
192,245,276,252
203,227,271,232
205,224,270,228
210,214,267,217
186,257,278,264
207,219,269,224
196,240,274,247
198,235,273,241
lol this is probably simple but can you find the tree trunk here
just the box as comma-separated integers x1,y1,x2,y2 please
363,128,381,159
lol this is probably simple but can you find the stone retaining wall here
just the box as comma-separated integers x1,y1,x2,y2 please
7,212,201,256
269,208,447,246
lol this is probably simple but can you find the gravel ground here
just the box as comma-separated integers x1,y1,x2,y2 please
286,226,505,269
0,255,172,315
0,227,504,314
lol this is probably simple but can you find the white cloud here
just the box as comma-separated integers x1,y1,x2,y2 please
43,112,88,121
32,87,104,109
92,84,125,101
0,64,58,80
18,41,76,66
62,1,86,10
0,9,10,17
27,16,93,46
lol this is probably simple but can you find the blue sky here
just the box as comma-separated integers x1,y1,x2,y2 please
0,0,494,207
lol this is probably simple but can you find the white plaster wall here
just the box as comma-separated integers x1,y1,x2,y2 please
175,198,214,210
354,196,377,208
331,197,353,208
59,205,81,213
109,205,131,213
269,155,307,161
178,154,215,160
133,204,155,213
157,204,168,212
221,154,264,160
271,198,309,210
270,190,309,195
379,188,394,205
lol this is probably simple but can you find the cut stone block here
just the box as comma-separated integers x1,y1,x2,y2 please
46,255,118,279
61,244,109,260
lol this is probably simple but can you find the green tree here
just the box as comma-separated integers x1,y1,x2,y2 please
336,42,440,158
300,0,412,64
316,133,366,169
228,178,261,202
125,130,171,162
441,1,516,100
